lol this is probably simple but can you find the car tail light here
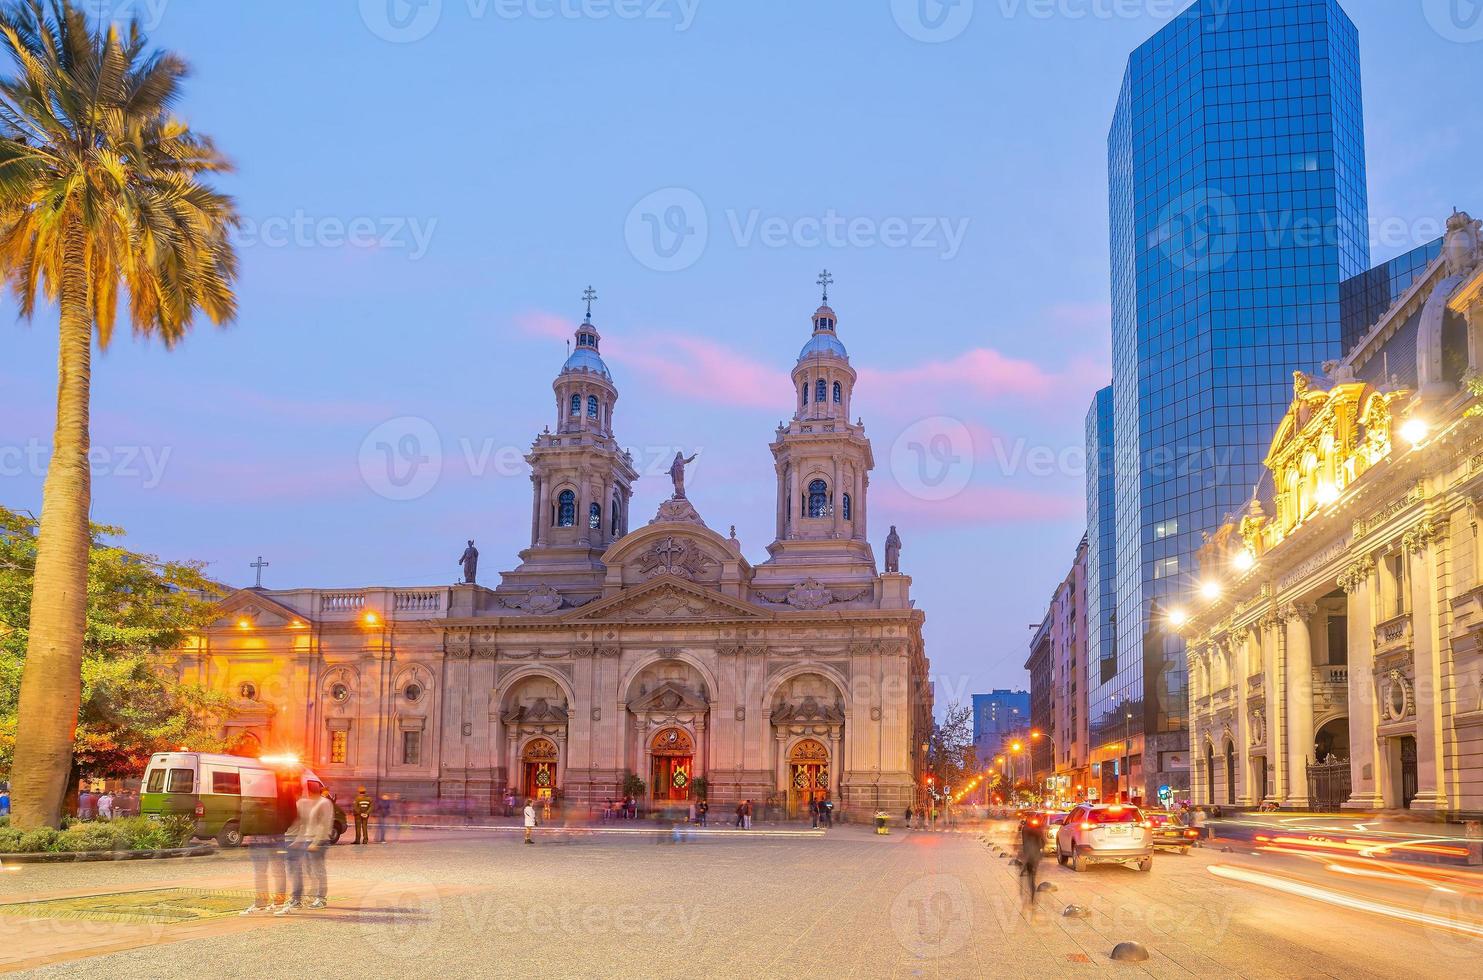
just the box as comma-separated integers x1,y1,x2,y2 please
1185,829,1199,838
194,801,204,818
1081,822,1094,832
1139,821,1152,829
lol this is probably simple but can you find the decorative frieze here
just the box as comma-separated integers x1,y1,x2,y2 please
1352,482,1426,541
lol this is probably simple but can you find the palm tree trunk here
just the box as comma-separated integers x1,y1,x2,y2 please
11,214,91,829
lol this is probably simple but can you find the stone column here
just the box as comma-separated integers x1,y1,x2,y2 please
1234,633,1253,805
786,469,798,537
828,729,842,798
1284,603,1316,808
1260,614,1283,802
536,477,550,546
1408,526,1450,810
775,734,789,793
529,474,541,546
775,463,787,540
831,455,843,537
853,467,865,540
1342,558,1383,808
554,731,568,794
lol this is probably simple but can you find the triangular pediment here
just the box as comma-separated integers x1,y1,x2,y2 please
563,577,771,623
630,680,710,714
210,590,310,630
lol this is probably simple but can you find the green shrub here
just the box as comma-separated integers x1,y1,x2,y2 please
0,815,10,828
0,827,21,852
56,822,128,852
15,827,60,852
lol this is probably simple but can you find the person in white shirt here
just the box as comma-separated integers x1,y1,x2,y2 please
277,785,335,914
96,792,114,820
523,799,536,844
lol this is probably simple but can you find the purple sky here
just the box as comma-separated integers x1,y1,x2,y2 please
4,1,1480,708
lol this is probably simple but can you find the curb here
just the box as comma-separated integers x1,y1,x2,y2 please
0,845,216,864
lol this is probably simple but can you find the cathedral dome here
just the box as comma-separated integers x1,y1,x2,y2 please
798,303,848,361
562,346,611,379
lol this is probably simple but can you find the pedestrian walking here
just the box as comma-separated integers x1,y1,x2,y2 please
1191,806,1210,845
277,784,334,914
823,799,833,828
735,801,745,828
241,831,289,915
697,799,708,827
904,805,913,830
353,786,373,844
374,793,392,843
523,798,537,844
1018,814,1046,915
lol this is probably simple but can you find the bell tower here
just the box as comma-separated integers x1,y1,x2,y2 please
756,272,878,587
498,288,640,599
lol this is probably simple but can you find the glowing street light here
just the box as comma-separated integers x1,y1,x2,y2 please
1400,417,1429,446
1315,482,1339,507
1168,608,1189,629
1233,549,1255,573
1199,580,1222,601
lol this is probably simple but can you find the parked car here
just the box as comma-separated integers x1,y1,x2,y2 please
140,752,346,847
1020,810,1069,854
1145,810,1199,854
1055,802,1153,872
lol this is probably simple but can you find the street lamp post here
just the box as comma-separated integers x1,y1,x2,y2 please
1122,701,1133,804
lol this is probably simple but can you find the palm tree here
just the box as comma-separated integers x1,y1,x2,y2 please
0,0,238,828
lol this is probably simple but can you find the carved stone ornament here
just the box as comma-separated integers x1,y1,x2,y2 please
1403,519,1439,555
650,497,707,527
637,536,717,581
1381,669,1414,723
499,584,566,614
757,578,870,610
1248,710,1265,747
1337,556,1376,594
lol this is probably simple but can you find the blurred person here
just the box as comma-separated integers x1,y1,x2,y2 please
743,799,752,830
241,830,289,915
697,799,708,827
77,786,97,821
278,785,334,914
904,805,913,830
352,786,372,845
524,798,536,844
374,793,391,843
1190,806,1208,846
0,783,10,817
1018,814,1046,915
809,798,819,828
96,790,114,820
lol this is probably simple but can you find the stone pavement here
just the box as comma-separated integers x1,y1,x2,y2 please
1,823,1475,977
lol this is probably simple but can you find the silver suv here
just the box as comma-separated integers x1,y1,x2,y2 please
1055,803,1153,872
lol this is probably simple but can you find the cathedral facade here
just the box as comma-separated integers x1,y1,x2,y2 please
179,289,932,817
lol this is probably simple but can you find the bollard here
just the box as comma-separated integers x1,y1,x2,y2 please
1037,881,1057,893
1062,905,1090,918
1110,941,1149,962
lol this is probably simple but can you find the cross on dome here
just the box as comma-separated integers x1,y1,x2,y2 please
817,269,833,304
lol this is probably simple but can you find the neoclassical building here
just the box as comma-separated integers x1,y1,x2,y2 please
1183,212,1483,814
176,288,932,817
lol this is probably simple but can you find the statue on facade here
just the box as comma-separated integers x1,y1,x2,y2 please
457,539,479,584
884,525,902,573
1443,210,1481,277
669,450,699,499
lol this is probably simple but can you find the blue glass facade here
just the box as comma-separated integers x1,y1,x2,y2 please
1340,238,1444,354
1084,387,1117,693
972,690,1030,766
1104,0,1370,799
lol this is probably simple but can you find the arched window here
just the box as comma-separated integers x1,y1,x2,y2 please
588,502,601,530
588,395,599,418
610,498,620,536
815,379,827,402
800,385,807,409
842,493,852,520
807,479,829,518
556,490,576,527
832,381,841,404
569,394,581,416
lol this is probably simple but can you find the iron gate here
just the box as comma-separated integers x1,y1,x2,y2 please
1307,759,1351,812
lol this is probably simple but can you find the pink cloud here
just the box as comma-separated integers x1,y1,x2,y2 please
619,335,792,410
515,311,574,342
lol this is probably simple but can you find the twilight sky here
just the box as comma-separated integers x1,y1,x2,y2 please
4,0,1480,707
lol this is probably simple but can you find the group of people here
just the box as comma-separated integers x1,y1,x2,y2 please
734,799,753,828
808,798,834,828
241,782,340,916
903,803,942,830
599,796,641,820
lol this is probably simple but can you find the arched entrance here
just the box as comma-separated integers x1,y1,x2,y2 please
650,727,694,803
521,737,559,801
787,739,830,817
1225,741,1236,804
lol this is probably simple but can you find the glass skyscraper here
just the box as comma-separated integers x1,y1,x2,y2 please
1098,0,1371,801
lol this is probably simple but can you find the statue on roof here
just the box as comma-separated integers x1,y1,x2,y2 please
885,526,903,573
1443,210,1481,277
458,540,479,584
669,451,698,500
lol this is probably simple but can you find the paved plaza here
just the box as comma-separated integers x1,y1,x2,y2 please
3,821,1481,978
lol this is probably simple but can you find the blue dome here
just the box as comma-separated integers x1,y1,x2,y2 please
562,347,611,378
798,332,848,359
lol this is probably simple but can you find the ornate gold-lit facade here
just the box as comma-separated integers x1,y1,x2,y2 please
1183,212,1483,814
